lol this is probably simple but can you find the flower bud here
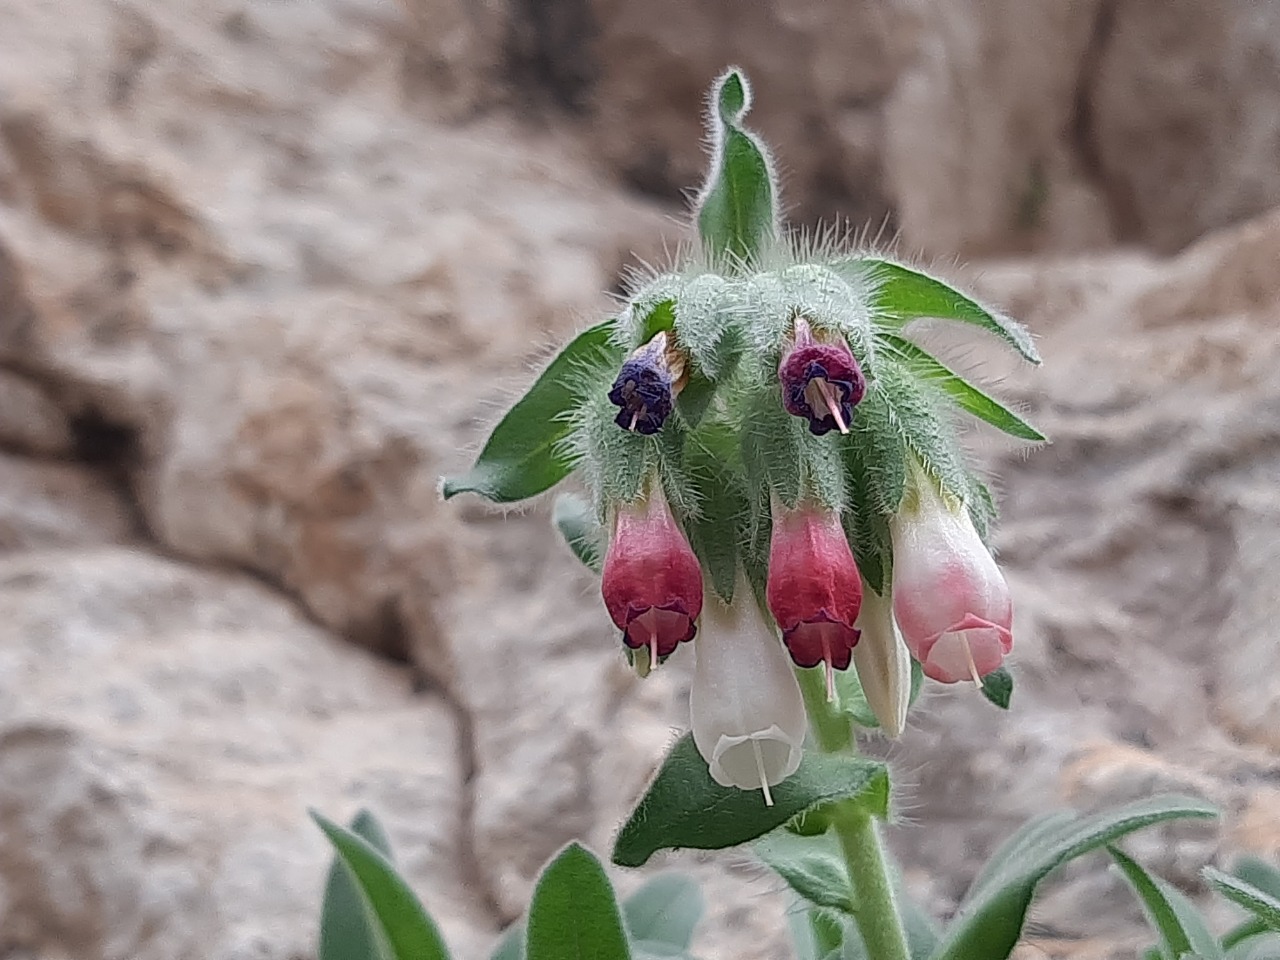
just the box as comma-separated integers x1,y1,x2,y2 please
778,316,865,435
766,502,862,699
890,478,1013,685
690,580,807,804
608,331,688,434
852,585,912,737
601,483,702,665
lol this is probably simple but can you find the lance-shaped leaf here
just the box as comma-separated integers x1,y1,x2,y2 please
526,843,631,960
612,733,888,867
1206,867,1280,933
442,321,620,503
553,492,602,573
311,811,451,960
695,68,779,265
934,795,1218,960
320,810,395,960
684,423,748,601
1110,846,1222,960
848,259,1039,364
879,334,1045,441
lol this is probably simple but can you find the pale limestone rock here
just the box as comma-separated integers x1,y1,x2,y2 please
0,456,135,550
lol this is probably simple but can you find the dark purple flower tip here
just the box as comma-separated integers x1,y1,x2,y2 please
779,342,866,435
609,335,683,434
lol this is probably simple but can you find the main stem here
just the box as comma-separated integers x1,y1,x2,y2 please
797,666,910,960
834,809,911,960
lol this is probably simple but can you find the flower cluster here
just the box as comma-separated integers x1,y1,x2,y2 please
598,318,1018,802
444,66,1040,804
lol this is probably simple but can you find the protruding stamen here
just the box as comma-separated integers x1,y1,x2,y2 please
815,378,849,434
649,631,659,671
629,411,639,432
822,634,836,702
752,739,774,807
963,638,984,689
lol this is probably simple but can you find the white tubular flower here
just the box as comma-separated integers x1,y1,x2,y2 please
852,584,912,738
690,579,807,804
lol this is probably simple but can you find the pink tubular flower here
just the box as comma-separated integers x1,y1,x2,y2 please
601,484,703,665
766,501,862,698
778,316,866,435
890,478,1013,685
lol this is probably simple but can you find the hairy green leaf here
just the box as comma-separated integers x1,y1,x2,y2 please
320,810,395,960
852,259,1040,364
1207,867,1280,933
1110,846,1221,960
756,830,855,914
612,734,889,867
935,795,1218,960
552,493,602,573
311,811,451,960
526,843,631,960
684,423,748,600
696,69,778,264
879,334,1045,441
442,321,619,502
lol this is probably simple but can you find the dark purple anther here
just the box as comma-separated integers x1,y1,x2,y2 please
778,318,865,435
608,331,685,435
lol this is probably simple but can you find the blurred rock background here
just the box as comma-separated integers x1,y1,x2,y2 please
1,0,1278,958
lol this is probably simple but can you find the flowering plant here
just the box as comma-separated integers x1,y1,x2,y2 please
307,70,1271,960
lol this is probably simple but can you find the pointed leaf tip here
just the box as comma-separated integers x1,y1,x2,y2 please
312,810,452,960
715,68,749,122
697,69,777,265
526,843,631,960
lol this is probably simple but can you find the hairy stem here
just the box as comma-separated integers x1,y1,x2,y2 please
834,809,911,960
796,665,853,753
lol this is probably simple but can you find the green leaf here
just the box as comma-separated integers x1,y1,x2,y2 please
879,334,1045,441
684,424,748,601
638,298,677,343
1234,859,1280,900
320,810,396,960
622,873,704,951
981,666,1013,710
935,795,1218,960
854,259,1040,364
1206,867,1280,933
526,843,631,960
552,493,602,573
311,810,451,960
612,734,889,867
676,370,717,429
695,69,778,264
441,321,619,503
1222,859,1280,950
756,830,855,915
1110,846,1221,960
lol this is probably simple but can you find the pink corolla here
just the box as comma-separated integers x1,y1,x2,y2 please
601,484,703,665
890,478,1013,685
766,502,862,699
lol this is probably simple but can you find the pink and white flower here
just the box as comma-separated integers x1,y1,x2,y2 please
890,478,1013,685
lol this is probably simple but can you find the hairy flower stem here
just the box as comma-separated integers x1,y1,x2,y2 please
801,669,910,960
797,665,853,751
834,809,911,960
